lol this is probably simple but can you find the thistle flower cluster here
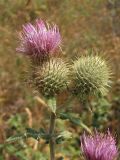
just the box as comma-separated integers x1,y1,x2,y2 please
16,19,112,100
80,131,118,160
17,19,69,98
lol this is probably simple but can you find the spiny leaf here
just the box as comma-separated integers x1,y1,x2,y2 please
6,128,50,143
26,128,41,140
6,134,25,143
26,128,39,134
39,128,46,134
59,112,70,120
69,117,81,125
59,112,92,134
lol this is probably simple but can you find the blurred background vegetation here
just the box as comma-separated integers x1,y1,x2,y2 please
0,0,120,159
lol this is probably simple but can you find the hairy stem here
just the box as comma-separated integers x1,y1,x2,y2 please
49,112,56,160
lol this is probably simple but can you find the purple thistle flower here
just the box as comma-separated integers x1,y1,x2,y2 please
16,19,61,59
80,131,118,160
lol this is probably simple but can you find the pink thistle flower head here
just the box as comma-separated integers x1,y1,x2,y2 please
16,19,61,60
80,131,118,160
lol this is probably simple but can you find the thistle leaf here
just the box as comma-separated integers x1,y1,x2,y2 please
26,128,41,140
6,134,25,143
6,128,50,143
59,112,92,134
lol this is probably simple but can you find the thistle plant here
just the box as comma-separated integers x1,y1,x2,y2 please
80,131,118,160
15,19,69,160
6,18,119,160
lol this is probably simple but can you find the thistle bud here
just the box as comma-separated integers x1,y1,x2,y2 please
32,58,69,97
71,55,111,99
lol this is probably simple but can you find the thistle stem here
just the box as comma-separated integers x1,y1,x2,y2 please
49,112,56,160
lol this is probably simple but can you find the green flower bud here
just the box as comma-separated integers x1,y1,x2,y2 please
33,58,69,97
71,55,111,99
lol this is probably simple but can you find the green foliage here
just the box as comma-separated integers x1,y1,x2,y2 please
59,112,91,134
0,144,48,160
6,127,49,143
6,134,25,143
91,97,112,129
8,114,25,130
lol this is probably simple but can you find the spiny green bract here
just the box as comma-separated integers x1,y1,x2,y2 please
71,55,111,99
33,58,69,97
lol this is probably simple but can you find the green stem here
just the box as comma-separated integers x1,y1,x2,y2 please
49,112,56,160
